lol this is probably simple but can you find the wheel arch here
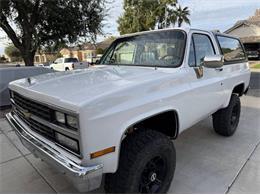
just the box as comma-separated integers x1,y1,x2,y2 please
223,82,245,108
112,109,179,173
120,109,179,142
232,82,245,96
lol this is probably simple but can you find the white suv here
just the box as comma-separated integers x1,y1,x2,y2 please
7,28,250,193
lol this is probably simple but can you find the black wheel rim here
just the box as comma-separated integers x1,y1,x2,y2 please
139,156,167,193
231,103,239,127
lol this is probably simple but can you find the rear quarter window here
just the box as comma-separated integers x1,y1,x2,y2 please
216,35,246,63
65,58,79,63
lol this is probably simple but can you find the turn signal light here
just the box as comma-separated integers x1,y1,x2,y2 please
90,146,115,159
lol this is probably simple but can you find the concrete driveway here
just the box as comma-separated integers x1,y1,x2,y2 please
0,72,259,193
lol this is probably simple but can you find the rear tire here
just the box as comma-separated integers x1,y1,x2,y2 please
105,129,176,193
213,94,241,136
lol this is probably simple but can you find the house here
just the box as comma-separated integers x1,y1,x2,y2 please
225,9,260,58
59,37,115,63
34,51,57,64
59,47,82,61
60,44,96,63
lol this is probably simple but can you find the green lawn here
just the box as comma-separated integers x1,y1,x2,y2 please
253,64,260,69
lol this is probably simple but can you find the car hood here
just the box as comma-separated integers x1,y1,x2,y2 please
9,65,176,111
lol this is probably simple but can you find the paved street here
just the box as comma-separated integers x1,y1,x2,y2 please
0,72,259,193
0,63,25,68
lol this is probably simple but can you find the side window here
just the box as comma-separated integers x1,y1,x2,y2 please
216,36,246,62
193,34,215,66
188,39,196,66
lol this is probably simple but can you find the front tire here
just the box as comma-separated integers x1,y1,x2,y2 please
105,129,176,193
213,94,241,136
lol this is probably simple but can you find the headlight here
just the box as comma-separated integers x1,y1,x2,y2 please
55,111,78,130
66,115,78,129
55,111,65,124
55,132,79,152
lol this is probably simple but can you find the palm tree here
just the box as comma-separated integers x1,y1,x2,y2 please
174,5,190,27
155,0,177,29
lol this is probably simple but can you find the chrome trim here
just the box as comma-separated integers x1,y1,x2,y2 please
10,91,81,133
10,90,78,116
11,99,79,137
10,97,83,157
6,112,103,177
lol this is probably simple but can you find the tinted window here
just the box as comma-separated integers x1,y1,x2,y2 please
65,58,78,63
193,34,215,66
100,30,186,67
217,36,246,62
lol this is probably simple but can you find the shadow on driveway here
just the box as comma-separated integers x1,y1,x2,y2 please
248,72,260,97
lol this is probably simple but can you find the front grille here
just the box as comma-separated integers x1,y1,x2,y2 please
11,91,80,156
15,109,55,141
13,92,52,121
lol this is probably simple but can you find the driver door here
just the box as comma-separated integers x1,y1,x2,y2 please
186,32,225,124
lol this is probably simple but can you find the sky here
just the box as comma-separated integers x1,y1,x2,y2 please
1,0,260,55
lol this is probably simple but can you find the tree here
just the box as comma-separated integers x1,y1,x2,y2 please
42,41,68,54
118,0,189,35
0,55,7,62
154,0,178,29
173,5,190,27
96,48,105,54
4,44,22,62
0,0,106,66
118,0,158,34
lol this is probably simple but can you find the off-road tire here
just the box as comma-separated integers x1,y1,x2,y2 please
105,129,176,193
213,94,241,136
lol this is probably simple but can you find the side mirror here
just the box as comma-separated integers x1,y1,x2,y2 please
202,55,224,68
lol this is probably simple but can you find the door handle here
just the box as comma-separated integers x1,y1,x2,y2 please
215,67,223,71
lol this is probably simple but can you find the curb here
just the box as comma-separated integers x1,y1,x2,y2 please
250,68,260,73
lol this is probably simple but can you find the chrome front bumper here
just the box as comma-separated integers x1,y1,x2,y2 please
6,112,103,192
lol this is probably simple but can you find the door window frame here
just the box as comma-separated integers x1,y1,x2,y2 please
188,33,216,67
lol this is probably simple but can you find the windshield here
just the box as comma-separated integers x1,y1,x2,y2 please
100,30,186,67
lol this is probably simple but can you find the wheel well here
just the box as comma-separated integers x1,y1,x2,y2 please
126,111,179,139
232,83,244,96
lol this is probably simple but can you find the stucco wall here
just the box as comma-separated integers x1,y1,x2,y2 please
0,67,55,107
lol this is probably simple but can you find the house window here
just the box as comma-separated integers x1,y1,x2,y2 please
84,52,93,59
35,56,40,62
41,56,45,62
